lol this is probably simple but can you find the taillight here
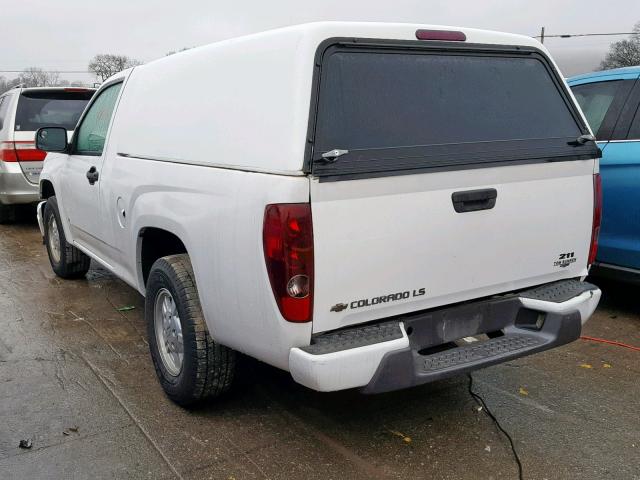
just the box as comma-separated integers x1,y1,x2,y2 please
263,204,314,323
416,29,467,41
0,141,46,162
589,173,602,266
14,141,47,161
0,142,18,162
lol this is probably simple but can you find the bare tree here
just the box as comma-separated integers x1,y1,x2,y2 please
18,68,48,87
14,67,60,87
0,76,21,94
0,72,88,94
16,67,61,88
166,47,193,56
88,54,142,82
600,22,640,70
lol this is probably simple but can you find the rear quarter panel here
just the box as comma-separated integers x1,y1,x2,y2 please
100,155,312,370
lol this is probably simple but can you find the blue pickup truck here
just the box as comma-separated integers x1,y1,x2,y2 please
568,67,640,281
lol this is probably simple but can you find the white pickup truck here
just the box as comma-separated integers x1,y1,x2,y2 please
36,22,602,406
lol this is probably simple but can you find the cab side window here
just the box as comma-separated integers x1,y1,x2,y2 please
629,106,640,140
75,82,122,156
625,85,640,140
572,81,623,137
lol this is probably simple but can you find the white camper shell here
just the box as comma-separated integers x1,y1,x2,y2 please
37,22,601,405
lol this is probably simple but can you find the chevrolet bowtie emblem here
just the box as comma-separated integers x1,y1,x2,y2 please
330,303,348,313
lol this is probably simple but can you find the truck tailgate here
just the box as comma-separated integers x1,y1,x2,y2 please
311,160,594,333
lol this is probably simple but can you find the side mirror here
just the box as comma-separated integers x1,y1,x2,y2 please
36,127,68,152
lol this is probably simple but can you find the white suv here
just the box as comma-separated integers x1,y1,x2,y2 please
0,86,94,222
36,23,602,406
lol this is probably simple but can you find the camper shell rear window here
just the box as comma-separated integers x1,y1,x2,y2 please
308,40,599,180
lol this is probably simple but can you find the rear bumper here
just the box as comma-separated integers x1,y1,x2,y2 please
0,162,39,205
289,280,601,393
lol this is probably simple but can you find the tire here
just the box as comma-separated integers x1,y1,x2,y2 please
146,254,236,406
0,202,16,224
43,196,91,279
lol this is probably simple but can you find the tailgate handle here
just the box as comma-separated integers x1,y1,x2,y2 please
452,188,497,213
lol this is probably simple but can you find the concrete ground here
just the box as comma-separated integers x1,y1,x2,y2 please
0,214,638,480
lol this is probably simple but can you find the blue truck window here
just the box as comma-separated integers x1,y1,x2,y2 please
572,81,622,135
625,94,640,139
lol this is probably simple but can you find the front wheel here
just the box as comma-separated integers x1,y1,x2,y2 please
146,254,236,406
43,196,91,279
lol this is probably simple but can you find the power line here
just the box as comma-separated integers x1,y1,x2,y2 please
0,70,92,74
536,29,639,43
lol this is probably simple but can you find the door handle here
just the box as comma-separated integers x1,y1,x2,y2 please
452,188,497,213
86,166,99,185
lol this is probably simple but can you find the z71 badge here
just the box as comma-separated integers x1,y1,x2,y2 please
330,288,426,313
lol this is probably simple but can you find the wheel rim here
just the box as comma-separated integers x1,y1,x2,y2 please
154,288,184,376
47,214,61,264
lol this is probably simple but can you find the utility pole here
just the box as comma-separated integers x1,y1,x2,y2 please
540,26,545,44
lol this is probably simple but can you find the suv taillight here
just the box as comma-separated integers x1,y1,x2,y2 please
589,173,602,266
0,142,18,162
0,141,46,162
263,204,314,323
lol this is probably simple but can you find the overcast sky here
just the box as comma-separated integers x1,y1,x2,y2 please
1,0,639,83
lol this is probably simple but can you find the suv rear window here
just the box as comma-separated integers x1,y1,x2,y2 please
311,45,598,179
15,90,94,132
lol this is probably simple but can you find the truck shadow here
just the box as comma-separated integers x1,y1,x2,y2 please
4,204,39,226
183,355,527,478
200,354,477,442
588,275,640,317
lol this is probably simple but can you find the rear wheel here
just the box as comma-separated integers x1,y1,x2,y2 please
146,254,236,406
43,196,91,279
0,202,16,224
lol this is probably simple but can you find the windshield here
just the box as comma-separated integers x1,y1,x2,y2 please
15,90,94,132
